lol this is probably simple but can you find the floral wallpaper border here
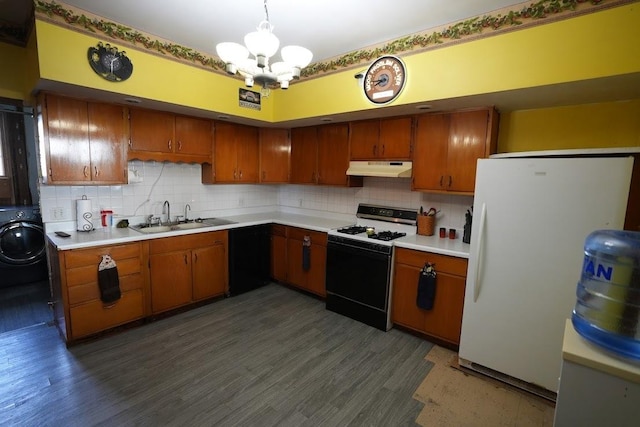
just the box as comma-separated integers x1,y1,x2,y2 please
34,0,632,80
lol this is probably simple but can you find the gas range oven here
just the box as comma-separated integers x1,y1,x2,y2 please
325,204,418,331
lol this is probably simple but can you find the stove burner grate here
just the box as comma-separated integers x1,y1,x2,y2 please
368,231,407,241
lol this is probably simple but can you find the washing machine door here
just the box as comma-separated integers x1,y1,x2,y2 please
0,221,46,265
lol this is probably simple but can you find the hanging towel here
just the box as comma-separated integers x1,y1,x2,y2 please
98,255,121,304
302,236,311,271
417,263,437,310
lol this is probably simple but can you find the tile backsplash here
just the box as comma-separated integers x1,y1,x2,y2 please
39,161,473,230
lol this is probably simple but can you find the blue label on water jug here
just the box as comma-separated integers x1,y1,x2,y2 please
583,257,613,282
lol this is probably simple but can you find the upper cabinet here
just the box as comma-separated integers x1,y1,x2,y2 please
412,107,499,194
259,128,290,183
39,93,128,185
350,117,413,160
202,121,259,184
290,124,362,187
128,108,212,164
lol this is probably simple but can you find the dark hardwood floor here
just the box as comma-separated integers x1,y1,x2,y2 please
0,281,51,334
0,283,434,426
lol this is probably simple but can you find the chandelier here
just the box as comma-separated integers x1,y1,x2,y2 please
216,0,313,96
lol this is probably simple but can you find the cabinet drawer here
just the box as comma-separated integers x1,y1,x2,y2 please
64,243,141,269
288,227,327,246
149,230,226,254
394,247,468,277
67,273,143,306
271,224,287,237
66,257,142,287
69,289,144,339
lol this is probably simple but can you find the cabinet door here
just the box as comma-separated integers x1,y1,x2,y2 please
129,109,174,153
379,117,413,159
306,243,327,297
290,127,318,184
349,120,378,160
192,244,227,301
422,273,466,344
447,110,489,192
286,237,307,289
236,124,259,183
260,128,290,183
175,115,213,157
44,95,91,183
88,102,128,184
412,113,449,191
317,123,349,186
213,121,237,182
391,262,426,332
270,233,288,282
150,251,192,313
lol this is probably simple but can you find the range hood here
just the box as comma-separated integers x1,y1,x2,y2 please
346,161,413,178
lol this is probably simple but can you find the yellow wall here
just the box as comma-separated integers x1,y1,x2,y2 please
34,20,275,122
274,3,640,122
0,43,27,100
498,100,640,152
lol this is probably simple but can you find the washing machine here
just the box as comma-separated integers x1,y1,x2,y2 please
0,206,48,288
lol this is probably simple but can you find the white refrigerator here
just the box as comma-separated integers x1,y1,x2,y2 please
458,156,634,394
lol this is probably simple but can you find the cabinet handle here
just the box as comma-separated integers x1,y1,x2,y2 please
83,166,89,177
128,139,132,148
48,168,52,178
439,176,444,187
168,139,172,151
184,254,188,264
194,253,198,263
178,140,182,151
103,303,117,309
448,176,452,188
381,144,385,155
262,171,266,180
373,145,377,156
233,169,237,179
94,166,99,177
214,240,223,244
239,170,243,179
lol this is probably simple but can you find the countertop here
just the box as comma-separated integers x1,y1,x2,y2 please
47,210,471,258
561,319,640,384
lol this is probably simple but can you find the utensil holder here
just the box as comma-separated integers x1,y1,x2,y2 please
417,215,435,236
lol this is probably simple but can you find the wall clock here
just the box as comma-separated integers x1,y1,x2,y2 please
88,42,133,82
363,56,406,104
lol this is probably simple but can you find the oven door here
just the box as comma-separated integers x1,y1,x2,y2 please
325,240,391,311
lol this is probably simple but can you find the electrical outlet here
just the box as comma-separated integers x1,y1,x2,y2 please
298,198,303,207
51,207,65,220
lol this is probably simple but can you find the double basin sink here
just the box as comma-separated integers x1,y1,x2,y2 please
130,218,236,235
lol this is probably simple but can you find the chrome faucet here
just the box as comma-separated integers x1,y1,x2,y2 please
184,203,191,222
163,200,170,224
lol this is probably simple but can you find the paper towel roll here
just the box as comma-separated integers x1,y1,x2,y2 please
76,196,94,232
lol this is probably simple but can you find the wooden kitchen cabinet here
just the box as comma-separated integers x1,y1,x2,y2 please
392,247,468,347
39,94,128,185
48,241,145,342
350,117,413,160
149,231,228,314
203,121,258,183
412,107,499,194
259,128,290,183
129,108,212,163
286,227,327,297
270,224,288,282
290,124,362,187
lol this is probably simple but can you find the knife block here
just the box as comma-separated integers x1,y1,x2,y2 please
417,215,435,236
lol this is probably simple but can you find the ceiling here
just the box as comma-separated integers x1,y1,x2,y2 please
4,0,640,126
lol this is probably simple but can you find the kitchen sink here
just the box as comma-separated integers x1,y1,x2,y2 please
198,218,237,227
130,218,236,234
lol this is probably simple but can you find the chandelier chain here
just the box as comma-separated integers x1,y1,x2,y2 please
263,0,270,23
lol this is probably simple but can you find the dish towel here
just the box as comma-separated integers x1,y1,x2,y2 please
98,254,121,304
417,263,437,310
302,236,311,271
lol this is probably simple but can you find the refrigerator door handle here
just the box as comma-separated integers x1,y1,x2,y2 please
472,202,487,302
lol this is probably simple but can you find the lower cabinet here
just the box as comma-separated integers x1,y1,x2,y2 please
392,247,468,346
270,225,327,297
50,241,145,342
149,231,228,314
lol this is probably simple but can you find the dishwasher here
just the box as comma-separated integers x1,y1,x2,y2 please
228,224,271,295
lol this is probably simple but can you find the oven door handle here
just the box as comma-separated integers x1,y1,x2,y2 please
327,240,390,257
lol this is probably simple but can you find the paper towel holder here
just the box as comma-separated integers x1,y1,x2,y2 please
76,195,94,232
